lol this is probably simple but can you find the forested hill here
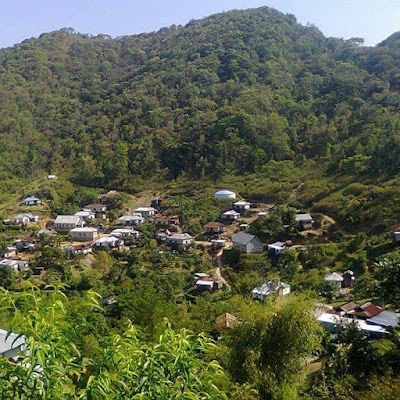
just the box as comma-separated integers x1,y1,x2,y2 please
0,6,400,187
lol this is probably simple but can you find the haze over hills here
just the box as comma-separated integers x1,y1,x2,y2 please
1,6,400,227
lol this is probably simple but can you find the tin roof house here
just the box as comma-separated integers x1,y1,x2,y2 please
252,280,291,301
54,215,84,232
232,232,263,253
22,196,41,206
295,213,314,231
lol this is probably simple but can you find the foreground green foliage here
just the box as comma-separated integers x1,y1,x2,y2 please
224,297,322,399
0,287,230,399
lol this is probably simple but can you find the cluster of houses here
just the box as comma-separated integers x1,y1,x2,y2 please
1,188,319,307
1,191,200,269
3,186,400,365
318,300,400,337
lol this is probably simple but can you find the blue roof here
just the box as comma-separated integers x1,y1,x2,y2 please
367,310,400,328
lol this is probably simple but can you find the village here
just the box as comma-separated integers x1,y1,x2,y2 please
0,175,399,359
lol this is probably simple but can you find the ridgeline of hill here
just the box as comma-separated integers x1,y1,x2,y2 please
1,6,400,229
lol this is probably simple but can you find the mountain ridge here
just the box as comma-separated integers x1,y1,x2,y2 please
0,6,399,230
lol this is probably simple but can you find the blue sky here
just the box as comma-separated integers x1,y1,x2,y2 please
0,0,399,48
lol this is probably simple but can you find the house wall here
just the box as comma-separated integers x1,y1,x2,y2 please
71,232,97,242
196,283,214,292
55,223,77,231
245,239,263,253
24,200,40,206
224,214,238,220
168,238,192,246
206,227,221,233
15,217,29,224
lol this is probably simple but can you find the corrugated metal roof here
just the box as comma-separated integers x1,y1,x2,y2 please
23,196,40,202
119,214,143,220
295,213,313,222
232,232,256,245
54,215,81,224
367,311,400,328
96,236,119,244
70,227,98,233
339,301,359,313
223,210,240,216
134,207,156,212
324,272,343,282
168,233,193,240
269,241,286,248
74,210,95,217
318,313,386,334
215,190,235,195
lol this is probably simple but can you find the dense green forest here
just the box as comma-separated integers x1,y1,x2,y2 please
0,6,400,185
3,6,400,399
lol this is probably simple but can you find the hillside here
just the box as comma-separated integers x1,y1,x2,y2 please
4,7,400,399
1,7,400,229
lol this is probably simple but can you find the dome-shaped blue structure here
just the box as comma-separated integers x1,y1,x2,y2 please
214,189,236,200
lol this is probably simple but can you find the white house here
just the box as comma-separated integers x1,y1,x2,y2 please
194,269,226,292
54,215,84,232
232,232,263,253
214,190,236,200
222,210,240,221
233,201,251,212
134,207,157,218
324,272,344,288
94,236,123,250
110,228,140,239
118,214,145,226
22,196,41,206
267,241,286,255
252,280,291,301
295,213,314,230
74,210,96,221
13,213,39,225
166,233,193,247
70,227,98,242
211,239,226,249
47,174,57,180
0,259,29,272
